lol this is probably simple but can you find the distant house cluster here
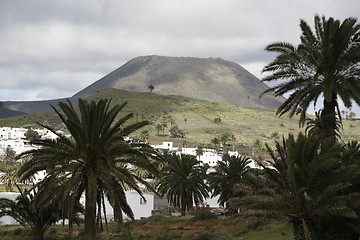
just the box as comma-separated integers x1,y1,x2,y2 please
151,141,258,168
0,127,60,155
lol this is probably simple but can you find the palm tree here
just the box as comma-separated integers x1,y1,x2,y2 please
261,15,360,141
0,164,21,191
2,146,16,164
195,145,204,161
155,123,162,135
305,109,342,141
230,133,360,240
211,137,220,148
18,99,161,240
156,153,209,216
207,154,250,211
0,186,83,240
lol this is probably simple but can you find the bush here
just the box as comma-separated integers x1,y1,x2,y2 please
193,208,217,221
48,227,57,235
13,228,23,236
192,232,216,240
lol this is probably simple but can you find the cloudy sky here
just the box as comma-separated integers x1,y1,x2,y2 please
1,0,359,113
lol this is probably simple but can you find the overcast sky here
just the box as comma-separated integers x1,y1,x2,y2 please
1,0,359,113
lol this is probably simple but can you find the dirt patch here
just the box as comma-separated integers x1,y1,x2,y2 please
131,221,243,239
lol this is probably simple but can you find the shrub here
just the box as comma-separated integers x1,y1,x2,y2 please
192,232,216,240
13,228,23,236
193,208,217,221
48,227,57,235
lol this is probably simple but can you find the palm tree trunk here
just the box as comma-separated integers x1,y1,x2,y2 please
114,205,123,223
322,94,337,141
84,186,97,240
292,218,306,240
181,198,186,216
181,206,186,216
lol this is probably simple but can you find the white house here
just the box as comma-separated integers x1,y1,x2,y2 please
151,141,178,152
0,127,27,140
33,128,62,140
0,139,36,155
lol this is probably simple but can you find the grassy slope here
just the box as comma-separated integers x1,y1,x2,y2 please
0,88,359,148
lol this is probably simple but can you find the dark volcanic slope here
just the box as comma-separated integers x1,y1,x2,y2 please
3,56,284,117
3,98,70,115
74,56,284,109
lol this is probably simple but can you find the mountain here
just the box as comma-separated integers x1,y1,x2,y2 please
3,98,68,115
0,107,26,118
2,56,284,118
74,55,284,109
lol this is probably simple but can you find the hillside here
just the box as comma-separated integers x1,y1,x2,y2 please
74,55,285,110
2,56,285,118
1,89,359,148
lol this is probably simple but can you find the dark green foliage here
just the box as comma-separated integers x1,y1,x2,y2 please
169,125,185,138
213,117,221,124
17,99,161,240
148,84,155,93
262,15,360,141
305,109,342,141
0,186,82,240
2,146,16,164
13,227,23,236
207,154,250,209
192,231,216,240
24,129,41,141
156,154,209,216
48,228,56,235
0,164,21,191
231,133,360,240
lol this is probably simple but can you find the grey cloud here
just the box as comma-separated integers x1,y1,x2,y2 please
0,0,359,102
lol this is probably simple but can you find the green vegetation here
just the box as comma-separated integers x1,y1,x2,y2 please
0,89,359,147
17,99,162,240
0,94,343,148
207,154,251,210
156,154,209,216
0,186,83,240
262,15,360,141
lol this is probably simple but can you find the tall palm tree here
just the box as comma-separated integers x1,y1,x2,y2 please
230,133,360,240
207,154,250,211
156,153,209,216
261,15,360,141
195,145,204,161
18,99,161,240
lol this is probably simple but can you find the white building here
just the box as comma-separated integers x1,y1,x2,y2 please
0,127,27,140
153,142,258,168
151,141,178,152
0,139,35,155
33,128,62,140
